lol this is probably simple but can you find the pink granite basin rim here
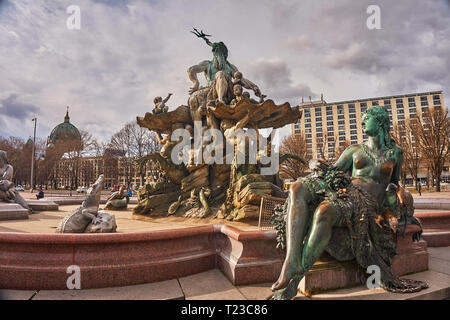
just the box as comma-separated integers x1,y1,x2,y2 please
0,224,216,244
0,224,281,290
415,210,450,230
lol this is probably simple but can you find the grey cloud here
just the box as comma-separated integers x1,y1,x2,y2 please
0,0,448,144
246,58,317,102
283,0,450,100
0,94,39,120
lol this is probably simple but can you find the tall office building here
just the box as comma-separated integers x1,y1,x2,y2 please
292,91,446,160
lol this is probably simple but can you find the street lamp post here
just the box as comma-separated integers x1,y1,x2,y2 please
69,163,73,197
30,118,37,192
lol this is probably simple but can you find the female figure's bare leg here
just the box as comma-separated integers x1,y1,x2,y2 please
271,181,312,291
301,202,338,272
270,201,338,300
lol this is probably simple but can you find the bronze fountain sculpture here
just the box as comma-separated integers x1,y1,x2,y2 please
135,29,303,219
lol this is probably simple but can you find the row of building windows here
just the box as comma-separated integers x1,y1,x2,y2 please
304,95,441,119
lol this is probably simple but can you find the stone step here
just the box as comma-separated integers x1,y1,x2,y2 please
414,199,450,210
0,203,29,221
303,270,450,300
43,197,138,206
26,200,59,212
423,230,450,247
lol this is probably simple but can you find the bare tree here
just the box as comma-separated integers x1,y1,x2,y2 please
410,107,450,192
315,129,327,160
279,133,310,180
0,136,29,185
108,122,160,188
334,136,351,162
392,122,422,188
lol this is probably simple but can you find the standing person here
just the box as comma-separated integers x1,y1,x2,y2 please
418,181,422,196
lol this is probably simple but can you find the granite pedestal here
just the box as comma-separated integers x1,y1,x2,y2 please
298,224,428,296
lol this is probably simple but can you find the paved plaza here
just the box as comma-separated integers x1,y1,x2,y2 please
1,190,449,300
1,246,449,300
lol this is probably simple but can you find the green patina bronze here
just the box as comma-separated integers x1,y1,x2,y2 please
191,28,235,85
269,106,428,300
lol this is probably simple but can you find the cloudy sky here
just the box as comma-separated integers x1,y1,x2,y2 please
0,0,449,146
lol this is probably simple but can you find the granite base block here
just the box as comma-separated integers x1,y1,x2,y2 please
0,203,29,221
299,254,365,296
299,225,428,295
27,200,59,211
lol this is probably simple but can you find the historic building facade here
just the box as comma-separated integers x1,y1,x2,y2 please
46,110,162,189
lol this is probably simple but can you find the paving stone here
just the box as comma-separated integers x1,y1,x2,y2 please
0,290,36,300
428,246,450,261
179,269,246,300
305,270,450,300
33,279,184,300
429,257,450,276
236,283,274,300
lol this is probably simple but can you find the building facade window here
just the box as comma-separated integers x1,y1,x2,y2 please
420,96,428,106
433,95,441,105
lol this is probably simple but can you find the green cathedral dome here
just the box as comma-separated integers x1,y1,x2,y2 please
25,137,34,146
48,109,81,146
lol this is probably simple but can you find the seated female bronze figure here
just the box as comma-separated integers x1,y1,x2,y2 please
270,106,427,300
